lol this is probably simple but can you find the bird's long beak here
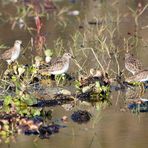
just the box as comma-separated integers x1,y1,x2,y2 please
71,55,75,59
21,44,24,48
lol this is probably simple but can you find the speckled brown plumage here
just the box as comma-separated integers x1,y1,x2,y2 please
125,52,143,75
126,70,148,82
39,53,73,75
0,40,22,64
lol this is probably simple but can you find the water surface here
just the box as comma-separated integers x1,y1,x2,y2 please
0,0,148,148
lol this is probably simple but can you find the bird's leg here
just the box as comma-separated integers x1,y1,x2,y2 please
15,60,19,66
7,60,13,69
7,63,12,70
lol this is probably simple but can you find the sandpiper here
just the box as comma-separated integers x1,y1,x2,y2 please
0,40,22,64
126,70,148,82
39,52,73,75
125,52,143,75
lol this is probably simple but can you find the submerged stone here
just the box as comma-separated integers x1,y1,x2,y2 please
71,110,92,124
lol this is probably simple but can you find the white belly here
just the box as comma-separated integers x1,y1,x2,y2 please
11,48,20,61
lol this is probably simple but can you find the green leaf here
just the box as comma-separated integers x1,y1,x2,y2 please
30,66,37,74
13,99,21,106
21,94,37,106
11,76,17,82
4,96,12,106
0,131,7,136
0,44,8,49
44,49,53,57
19,108,28,116
31,108,41,116
74,80,81,89
95,81,100,88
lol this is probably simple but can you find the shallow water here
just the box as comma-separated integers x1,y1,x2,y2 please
0,0,148,148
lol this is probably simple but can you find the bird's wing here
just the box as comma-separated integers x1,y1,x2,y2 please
48,57,65,71
39,57,62,68
132,56,143,69
1,48,13,60
136,59,142,69
39,57,65,73
127,54,142,68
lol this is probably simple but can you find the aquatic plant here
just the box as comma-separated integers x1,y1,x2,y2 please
75,69,110,103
